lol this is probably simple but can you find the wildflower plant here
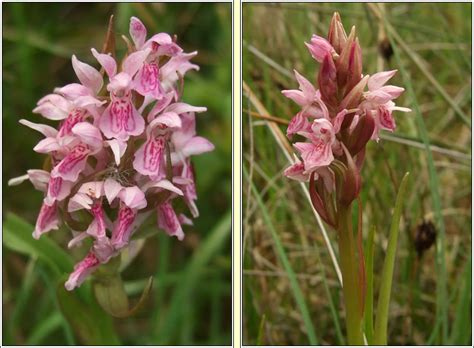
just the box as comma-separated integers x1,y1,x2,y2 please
9,16,214,314
282,13,411,344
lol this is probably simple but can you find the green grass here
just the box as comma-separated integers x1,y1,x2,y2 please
243,3,471,345
2,3,231,345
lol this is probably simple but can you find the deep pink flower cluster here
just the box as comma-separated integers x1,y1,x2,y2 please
282,13,410,226
10,17,214,290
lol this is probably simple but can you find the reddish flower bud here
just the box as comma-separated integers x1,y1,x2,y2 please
346,114,375,156
339,145,361,206
318,53,338,107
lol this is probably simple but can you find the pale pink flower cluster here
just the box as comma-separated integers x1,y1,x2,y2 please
10,17,214,290
283,13,410,189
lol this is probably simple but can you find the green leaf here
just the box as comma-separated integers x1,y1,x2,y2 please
244,166,319,345
373,172,410,345
56,279,120,345
3,213,72,274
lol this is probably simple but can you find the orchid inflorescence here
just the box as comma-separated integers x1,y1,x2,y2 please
10,17,214,291
282,12,410,227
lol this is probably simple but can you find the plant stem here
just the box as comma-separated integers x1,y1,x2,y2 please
337,204,364,345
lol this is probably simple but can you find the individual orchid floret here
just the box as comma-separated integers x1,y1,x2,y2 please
305,34,336,63
9,16,214,292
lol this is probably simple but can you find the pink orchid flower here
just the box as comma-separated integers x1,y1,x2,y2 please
92,48,150,140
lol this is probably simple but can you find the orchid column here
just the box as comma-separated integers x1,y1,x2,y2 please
282,13,410,344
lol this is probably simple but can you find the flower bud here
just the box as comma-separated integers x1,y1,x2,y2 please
305,35,334,63
318,53,338,107
340,74,369,110
339,145,361,206
346,114,375,156
328,12,347,54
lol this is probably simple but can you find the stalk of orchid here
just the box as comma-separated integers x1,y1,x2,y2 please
8,16,214,314
282,13,410,344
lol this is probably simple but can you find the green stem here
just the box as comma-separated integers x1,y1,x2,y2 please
338,204,364,345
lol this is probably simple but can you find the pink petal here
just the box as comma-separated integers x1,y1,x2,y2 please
45,176,73,205
378,85,404,100
33,137,60,153
133,62,163,98
32,101,69,120
281,89,307,106
77,181,104,199
160,52,199,87
55,83,91,99
21,169,50,191
311,118,335,144
58,109,89,137
51,144,90,181
92,237,117,263
68,192,93,212
149,112,182,130
181,136,215,158
171,113,196,149
99,95,145,140
157,202,184,240
287,112,310,138
33,201,60,239
365,89,393,104
332,109,347,134
65,252,100,291
294,141,334,172
71,55,103,94
67,231,89,249
105,139,127,166
118,186,147,210
129,16,147,49
143,179,183,196
122,48,151,77
368,70,397,91
145,92,174,121
294,70,317,102
284,162,310,182
164,102,207,115
133,135,165,177
91,48,117,78
107,72,132,92
111,206,137,249
178,214,193,226
71,122,103,149
104,178,123,205
86,202,107,238
19,119,58,137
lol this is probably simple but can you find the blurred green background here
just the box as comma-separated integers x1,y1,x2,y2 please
243,3,471,346
3,2,232,345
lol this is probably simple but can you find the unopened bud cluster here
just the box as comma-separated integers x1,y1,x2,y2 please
10,17,214,290
283,13,410,227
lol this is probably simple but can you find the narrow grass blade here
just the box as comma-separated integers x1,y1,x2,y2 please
156,210,231,344
256,314,266,345
26,312,63,345
373,172,410,345
449,253,472,345
363,225,376,344
385,18,450,343
244,166,319,345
